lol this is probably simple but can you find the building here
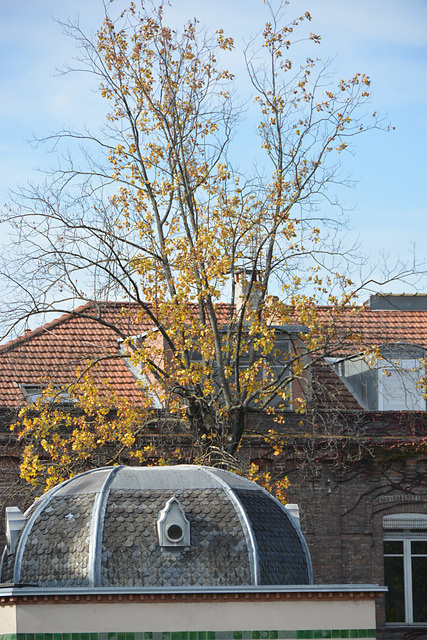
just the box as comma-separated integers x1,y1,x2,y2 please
0,465,382,640
0,294,426,640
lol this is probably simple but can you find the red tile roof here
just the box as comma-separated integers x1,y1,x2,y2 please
0,301,426,409
305,305,427,357
0,301,233,408
0,302,154,408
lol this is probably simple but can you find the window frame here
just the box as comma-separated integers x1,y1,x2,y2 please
384,529,427,626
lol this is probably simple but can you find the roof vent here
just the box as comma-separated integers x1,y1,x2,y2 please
157,497,190,547
6,507,26,554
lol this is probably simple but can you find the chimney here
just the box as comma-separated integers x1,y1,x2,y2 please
6,506,26,554
285,503,300,526
235,269,261,322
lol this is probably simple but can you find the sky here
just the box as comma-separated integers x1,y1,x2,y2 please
1,0,427,295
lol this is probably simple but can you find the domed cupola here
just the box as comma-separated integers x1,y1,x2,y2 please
0,465,312,588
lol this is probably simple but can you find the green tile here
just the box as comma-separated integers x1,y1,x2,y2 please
233,633,242,640
189,634,198,640
90,635,98,640
63,635,72,640
349,632,358,639
260,633,269,640
107,635,117,640
25,635,35,640
357,632,367,639
340,633,349,639
269,633,278,640
54,634,62,640
143,634,153,640
331,633,340,639
208,634,215,640
322,633,331,639
367,633,376,639
117,634,126,640
251,634,260,640
198,634,207,640
126,634,135,640
72,634,81,640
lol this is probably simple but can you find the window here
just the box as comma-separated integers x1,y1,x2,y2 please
189,328,294,409
20,384,73,405
378,359,425,411
383,514,427,624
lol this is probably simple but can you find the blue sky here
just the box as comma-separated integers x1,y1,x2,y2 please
1,0,427,294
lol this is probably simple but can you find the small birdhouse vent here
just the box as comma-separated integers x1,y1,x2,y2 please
157,497,190,547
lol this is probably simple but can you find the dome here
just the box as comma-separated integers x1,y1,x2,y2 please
0,465,312,588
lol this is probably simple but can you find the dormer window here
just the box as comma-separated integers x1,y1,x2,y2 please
328,343,426,411
118,338,163,409
20,384,73,406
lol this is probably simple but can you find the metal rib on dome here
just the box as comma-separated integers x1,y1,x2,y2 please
0,465,312,588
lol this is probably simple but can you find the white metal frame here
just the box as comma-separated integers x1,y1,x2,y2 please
384,531,427,625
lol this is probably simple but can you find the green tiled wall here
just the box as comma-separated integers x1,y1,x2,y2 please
0,630,376,640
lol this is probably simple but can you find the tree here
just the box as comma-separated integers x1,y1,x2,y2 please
0,1,392,491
